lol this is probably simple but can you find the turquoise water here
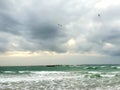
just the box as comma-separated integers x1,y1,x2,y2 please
0,65,120,90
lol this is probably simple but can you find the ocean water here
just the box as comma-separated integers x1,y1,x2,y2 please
0,65,120,90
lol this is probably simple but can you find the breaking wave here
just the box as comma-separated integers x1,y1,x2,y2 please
0,65,120,90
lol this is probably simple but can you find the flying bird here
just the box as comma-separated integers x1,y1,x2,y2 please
58,24,62,27
98,14,100,17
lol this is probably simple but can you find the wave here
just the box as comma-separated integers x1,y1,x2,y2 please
0,71,31,74
0,71,120,90
1,69,120,90
0,65,120,76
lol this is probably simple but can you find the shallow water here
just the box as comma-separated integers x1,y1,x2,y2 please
0,65,120,90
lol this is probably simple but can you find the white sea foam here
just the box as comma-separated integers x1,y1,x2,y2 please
117,66,120,69
1,67,120,90
0,71,83,83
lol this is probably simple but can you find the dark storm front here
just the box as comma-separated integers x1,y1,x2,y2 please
0,65,120,90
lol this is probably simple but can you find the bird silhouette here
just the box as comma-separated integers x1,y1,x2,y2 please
58,24,62,27
98,14,100,16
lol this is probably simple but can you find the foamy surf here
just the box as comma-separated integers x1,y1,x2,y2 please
0,65,120,90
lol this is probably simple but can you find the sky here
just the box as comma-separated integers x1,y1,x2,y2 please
0,0,120,66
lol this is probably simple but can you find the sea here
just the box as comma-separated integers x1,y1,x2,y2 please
0,65,120,90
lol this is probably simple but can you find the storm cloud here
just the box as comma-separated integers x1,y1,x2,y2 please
0,0,120,56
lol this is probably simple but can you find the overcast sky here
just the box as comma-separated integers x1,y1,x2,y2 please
0,0,120,66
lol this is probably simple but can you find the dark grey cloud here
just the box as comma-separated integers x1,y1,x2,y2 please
21,21,68,53
75,19,120,56
0,13,21,35
0,0,120,56
0,0,11,10
0,37,8,53
0,0,69,53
